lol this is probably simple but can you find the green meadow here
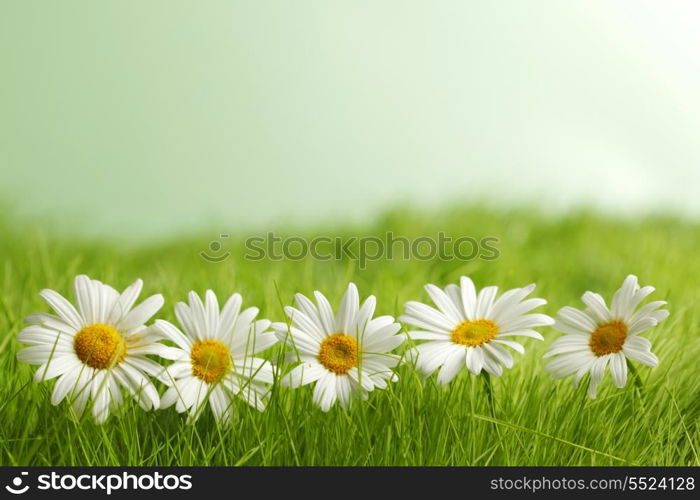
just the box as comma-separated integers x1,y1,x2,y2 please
0,207,698,466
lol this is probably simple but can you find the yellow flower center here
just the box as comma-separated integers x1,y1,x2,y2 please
451,319,499,347
73,324,126,369
589,320,628,356
318,334,358,375
191,339,232,383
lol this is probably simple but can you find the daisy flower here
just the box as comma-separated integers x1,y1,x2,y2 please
273,283,404,412
17,275,165,423
156,290,277,423
544,274,669,398
400,276,553,384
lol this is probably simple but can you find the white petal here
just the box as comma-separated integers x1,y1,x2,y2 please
335,283,359,334
283,363,326,387
622,344,659,367
314,291,336,334
425,284,463,324
354,295,377,339
587,356,609,399
51,369,79,405
609,352,627,388
437,347,466,385
628,317,657,336
466,346,484,375
611,275,638,319
475,286,498,319
581,292,611,323
119,294,164,333
294,292,327,336
284,306,325,342
557,307,597,331
154,320,192,350
217,293,242,338
24,313,76,335
108,278,143,324
204,290,220,338
313,373,337,412
493,339,525,354
34,355,77,382
402,301,455,331
39,288,84,330
482,342,513,369
406,330,450,340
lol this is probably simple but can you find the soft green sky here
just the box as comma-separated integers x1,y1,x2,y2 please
2,1,699,238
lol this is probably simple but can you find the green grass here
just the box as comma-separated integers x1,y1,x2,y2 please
0,206,699,466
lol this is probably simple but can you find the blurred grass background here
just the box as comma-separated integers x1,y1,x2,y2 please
0,207,698,465
2,0,700,239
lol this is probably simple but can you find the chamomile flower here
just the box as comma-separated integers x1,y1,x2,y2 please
400,276,553,384
273,283,404,412
156,290,277,423
17,275,165,423
544,275,669,398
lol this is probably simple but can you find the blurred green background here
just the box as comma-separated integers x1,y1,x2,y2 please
2,0,700,239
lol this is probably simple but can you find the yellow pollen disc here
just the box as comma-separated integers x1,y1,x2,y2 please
73,324,126,369
318,334,358,375
589,320,628,356
191,339,232,383
451,319,499,347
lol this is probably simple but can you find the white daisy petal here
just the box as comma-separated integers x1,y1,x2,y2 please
466,346,484,375
581,291,611,323
492,339,525,354
425,284,463,324
354,295,377,339
335,283,359,334
108,279,143,324
51,370,79,405
610,274,638,319
481,350,503,376
406,330,450,340
294,293,326,335
609,352,627,388
475,286,498,319
587,357,609,399
24,313,77,335
39,288,84,330
628,317,657,335
557,306,597,331
204,290,220,338
118,294,164,334
284,306,325,342
459,276,478,320
444,284,466,319
496,329,545,340
283,363,326,387
217,293,242,338
437,347,466,385
34,355,77,382
482,342,513,369
155,320,192,351
314,291,336,335
313,373,337,412
622,343,659,367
